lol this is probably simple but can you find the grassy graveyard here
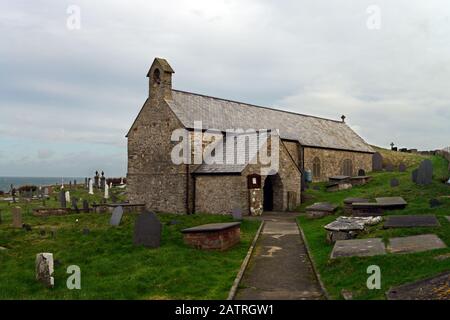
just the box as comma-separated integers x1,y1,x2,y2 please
298,151,450,299
0,186,260,299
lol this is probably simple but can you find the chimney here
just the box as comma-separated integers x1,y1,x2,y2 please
147,58,174,100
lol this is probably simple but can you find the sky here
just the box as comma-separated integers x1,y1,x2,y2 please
1,0,450,177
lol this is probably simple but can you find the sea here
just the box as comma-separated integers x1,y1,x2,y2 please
0,177,85,192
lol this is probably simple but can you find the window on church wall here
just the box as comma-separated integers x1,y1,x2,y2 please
312,157,321,178
342,159,353,176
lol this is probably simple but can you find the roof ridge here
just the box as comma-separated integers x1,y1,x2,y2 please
172,89,343,124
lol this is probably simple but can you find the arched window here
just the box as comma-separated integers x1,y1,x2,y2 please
312,157,321,178
342,159,353,176
153,68,161,84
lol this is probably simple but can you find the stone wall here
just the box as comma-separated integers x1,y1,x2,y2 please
303,147,373,182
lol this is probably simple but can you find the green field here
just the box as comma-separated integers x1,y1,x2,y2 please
0,186,259,299
298,152,450,299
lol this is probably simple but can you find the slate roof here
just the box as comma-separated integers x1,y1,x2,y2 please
166,90,374,153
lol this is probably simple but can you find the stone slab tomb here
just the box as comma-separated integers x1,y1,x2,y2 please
331,238,386,259
324,216,382,243
133,211,162,248
351,203,384,217
35,253,54,288
181,222,241,251
12,207,22,228
343,198,369,215
110,206,124,226
386,271,450,300
375,197,407,209
306,202,338,218
388,234,446,254
384,215,440,228
326,182,352,192
328,175,350,183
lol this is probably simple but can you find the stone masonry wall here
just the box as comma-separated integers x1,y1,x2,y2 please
303,147,373,182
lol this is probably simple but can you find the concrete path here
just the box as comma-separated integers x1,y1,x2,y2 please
235,213,324,300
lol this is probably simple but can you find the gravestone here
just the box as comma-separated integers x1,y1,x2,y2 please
357,169,366,176
12,207,22,228
72,199,79,213
65,191,71,203
384,215,440,228
388,234,446,254
110,206,124,226
372,152,383,171
429,198,442,208
398,163,406,172
83,200,89,213
331,238,386,259
306,202,338,218
390,178,399,187
416,159,433,185
59,191,66,208
133,211,162,248
385,162,394,172
44,187,49,196
412,169,418,183
35,253,54,288
231,208,243,220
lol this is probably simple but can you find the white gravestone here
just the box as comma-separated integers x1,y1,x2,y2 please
104,184,109,199
65,191,71,203
88,179,94,195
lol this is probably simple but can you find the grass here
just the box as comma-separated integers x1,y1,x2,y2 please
0,186,260,299
298,151,450,300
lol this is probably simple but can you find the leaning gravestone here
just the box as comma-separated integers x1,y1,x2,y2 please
35,253,54,288
390,178,399,187
372,152,383,171
12,207,22,228
133,211,162,248
416,159,433,185
398,163,407,172
110,206,124,226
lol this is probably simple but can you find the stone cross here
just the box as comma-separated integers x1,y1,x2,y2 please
35,253,54,288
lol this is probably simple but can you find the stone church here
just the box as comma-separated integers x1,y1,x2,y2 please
126,58,374,215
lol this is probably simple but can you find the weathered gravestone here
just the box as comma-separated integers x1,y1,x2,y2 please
82,200,89,213
231,208,243,220
72,199,79,213
12,207,22,228
133,211,162,248
429,198,442,208
416,159,433,185
390,178,399,187
35,253,54,288
59,191,66,208
110,206,124,226
372,152,383,171
385,162,394,172
357,169,366,176
398,163,407,172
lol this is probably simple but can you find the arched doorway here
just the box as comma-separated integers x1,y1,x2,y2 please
263,174,283,212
